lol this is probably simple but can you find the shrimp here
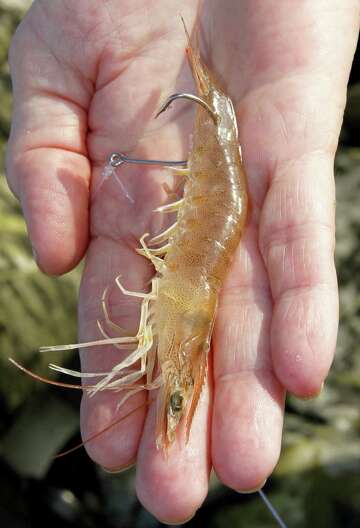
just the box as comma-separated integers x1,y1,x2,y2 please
148,25,248,449
27,20,248,451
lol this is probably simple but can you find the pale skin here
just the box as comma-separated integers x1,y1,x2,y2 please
6,0,359,524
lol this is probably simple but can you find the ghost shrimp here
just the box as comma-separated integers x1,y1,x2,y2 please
25,21,248,451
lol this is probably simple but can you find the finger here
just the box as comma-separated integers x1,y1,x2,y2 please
6,18,92,274
260,151,338,397
237,2,359,397
212,225,285,492
136,376,211,524
79,157,174,471
79,238,149,470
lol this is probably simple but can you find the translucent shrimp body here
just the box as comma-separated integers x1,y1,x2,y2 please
153,38,248,448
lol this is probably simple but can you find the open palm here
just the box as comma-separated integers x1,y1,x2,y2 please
6,0,359,523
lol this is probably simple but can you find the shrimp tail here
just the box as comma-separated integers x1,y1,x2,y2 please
181,16,210,96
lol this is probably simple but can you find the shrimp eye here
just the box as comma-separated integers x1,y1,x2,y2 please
170,391,183,413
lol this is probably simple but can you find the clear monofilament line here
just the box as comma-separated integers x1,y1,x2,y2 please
258,489,288,528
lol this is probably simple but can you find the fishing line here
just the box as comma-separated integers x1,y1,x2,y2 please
258,489,288,528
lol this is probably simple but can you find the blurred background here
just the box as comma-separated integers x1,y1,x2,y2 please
0,1,359,527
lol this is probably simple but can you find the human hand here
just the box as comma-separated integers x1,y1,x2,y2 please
6,0,359,523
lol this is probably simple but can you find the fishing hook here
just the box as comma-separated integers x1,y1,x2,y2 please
109,92,216,169
155,92,217,124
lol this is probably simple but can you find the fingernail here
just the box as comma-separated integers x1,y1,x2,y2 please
159,510,197,525
297,381,324,401
102,458,136,474
236,478,267,494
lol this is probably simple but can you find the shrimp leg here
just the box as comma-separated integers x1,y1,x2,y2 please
137,233,166,272
137,243,171,258
115,276,157,300
154,198,184,213
100,285,126,333
89,280,157,395
148,222,178,246
43,277,159,398
96,320,134,351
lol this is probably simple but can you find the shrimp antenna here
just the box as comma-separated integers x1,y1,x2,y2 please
8,358,91,390
55,399,152,458
155,92,217,124
109,152,187,168
258,488,288,528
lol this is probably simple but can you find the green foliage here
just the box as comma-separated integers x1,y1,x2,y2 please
0,1,25,139
1,392,78,478
0,176,81,410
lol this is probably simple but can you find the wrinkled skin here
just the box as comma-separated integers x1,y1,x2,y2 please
6,0,359,523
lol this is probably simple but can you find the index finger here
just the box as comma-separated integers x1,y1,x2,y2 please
6,12,92,274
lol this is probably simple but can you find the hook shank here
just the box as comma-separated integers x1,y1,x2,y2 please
109,152,187,168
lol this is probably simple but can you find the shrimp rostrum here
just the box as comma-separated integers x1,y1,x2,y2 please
38,22,248,452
